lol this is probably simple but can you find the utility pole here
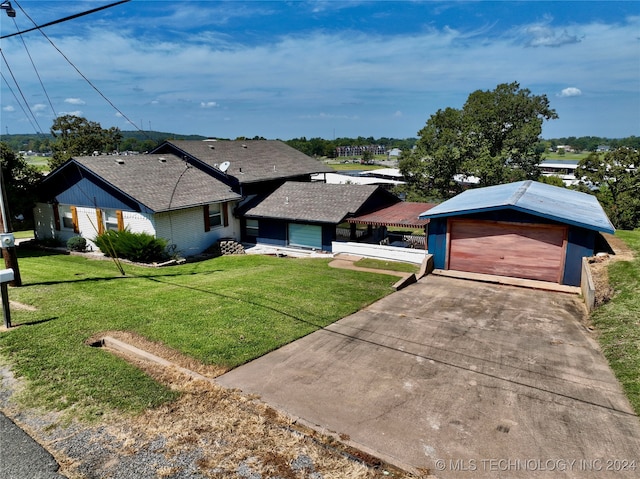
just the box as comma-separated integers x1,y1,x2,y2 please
0,166,21,287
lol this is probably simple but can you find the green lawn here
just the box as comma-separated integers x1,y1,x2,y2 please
354,258,419,274
328,163,384,171
590,229,640,414
25,155,50,173
543,152,590,162
12,230,34,240
0,249,396,417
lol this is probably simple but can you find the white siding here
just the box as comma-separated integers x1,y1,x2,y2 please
154,202,240,257
74,206,100,249
122,211,155,235
34,201,240,257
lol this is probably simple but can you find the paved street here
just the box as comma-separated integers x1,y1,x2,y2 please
0,411,66,478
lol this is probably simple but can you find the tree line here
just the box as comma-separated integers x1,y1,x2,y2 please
3,130,637,160
1,82,638,230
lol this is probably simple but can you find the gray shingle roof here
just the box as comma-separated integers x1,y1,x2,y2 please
71,155,241,212
419,180,615,233
244,182,385,224
161,140,333,184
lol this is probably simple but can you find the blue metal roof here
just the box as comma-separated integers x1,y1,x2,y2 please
419,180,615,233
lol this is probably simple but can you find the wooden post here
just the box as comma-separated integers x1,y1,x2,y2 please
1,282,10,328
0,167,22,287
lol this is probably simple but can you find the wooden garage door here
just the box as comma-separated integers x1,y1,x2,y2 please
448,219,567,283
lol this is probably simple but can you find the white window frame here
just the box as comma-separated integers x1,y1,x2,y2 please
103,209,120,232
59,206,75,231
208,203,222,229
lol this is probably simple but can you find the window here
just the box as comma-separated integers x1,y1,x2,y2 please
62,216,75,229
104,210,120,232
58,205,79,233
204,203,227,232
208,203,222,228
246,219,259,237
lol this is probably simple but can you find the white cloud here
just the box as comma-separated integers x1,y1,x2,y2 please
1,7,637,138
558,87,582,97
32,104,47,112
2,106,15,112
65,98,86,105
522,24,581,47
59,110,84,117
299,112,359,120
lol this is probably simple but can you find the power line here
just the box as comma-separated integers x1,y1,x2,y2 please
0,71,42,135
11,1,145,135
11,15,57,118
0,49,45,133
0,0,131,40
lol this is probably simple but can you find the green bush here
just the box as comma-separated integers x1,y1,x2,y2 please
66,236,87,252
94,230,168,263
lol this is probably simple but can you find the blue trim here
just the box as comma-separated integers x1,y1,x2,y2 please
420,205,614,234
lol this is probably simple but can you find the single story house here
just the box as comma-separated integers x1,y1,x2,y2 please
34,154,242,256
419,180,615,286
34,140,334,256
241,182,401,251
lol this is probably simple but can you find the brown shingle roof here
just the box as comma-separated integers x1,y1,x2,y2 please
160,140,333,184
71,155,241,212
347,202,436,228
244,182,390,224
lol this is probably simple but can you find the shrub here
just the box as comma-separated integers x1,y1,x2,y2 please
66,236,87,252
94,230,168,263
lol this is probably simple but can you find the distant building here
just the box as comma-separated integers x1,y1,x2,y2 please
335,145,386,157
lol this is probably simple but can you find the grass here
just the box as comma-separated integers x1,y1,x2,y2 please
354,257,419,274
590,229,640,415
0,248,396,418
329,163,385,171
543,152,590,162
12,230,34,239
25,155,50,173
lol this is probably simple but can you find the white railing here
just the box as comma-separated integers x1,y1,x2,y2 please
332,241,428,264
336,227,367,239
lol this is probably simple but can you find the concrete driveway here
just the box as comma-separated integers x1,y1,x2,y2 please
217,275,640,478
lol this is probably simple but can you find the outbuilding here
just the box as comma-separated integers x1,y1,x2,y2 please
419,180,615,286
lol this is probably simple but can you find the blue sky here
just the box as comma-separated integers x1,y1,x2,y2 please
1,1,638,140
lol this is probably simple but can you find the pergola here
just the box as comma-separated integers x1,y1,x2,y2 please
346,202,436,247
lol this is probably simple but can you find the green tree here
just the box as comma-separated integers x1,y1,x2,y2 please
538,175,565,187
402,82,558,199
0,142,43,229
578,148,640,229
49,115,122,170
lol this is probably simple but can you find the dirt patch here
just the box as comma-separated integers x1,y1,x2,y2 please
63,332,415,478
588,255,615,307
8,301,38,312
587,234,635,308
87,331,227,382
